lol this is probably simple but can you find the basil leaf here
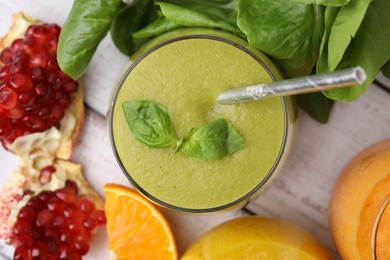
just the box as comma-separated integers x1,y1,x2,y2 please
291,0,350,6
57,0,122,79
155,0,240,34
122,101,178,148
110,0,157,56
327,0,373,71
237,0,324,77
176,119,244,160
324,0,390,101
297,92,334,123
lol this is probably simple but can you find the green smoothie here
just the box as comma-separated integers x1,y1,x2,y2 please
110,29,294,212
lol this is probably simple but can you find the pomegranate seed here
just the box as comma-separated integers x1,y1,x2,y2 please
18,91,36,106
21,40,34,56
75,231,91,244
65,180,79,194
31,67,46,82
17,206,36,222
8,104,24,120
94,210,107,225
25,25,38,38
31,119,47,131
13,220,32,236
34,82,48,96
47,59,58,71
78,197,95,214
39,166,56,185
53,216,66,228
47,24,61,37
30,228,42,241
83,216,97,231
13,234,34,249
0,65,10,78
14,247,32,260
30,52,49,67
9,60,26,74
31,241,48,259
58,244,79,260
62,80,78,93
22,114,38,127
44,229,58,240
27,197,44,210
0,118,11,137
0,87,18,109
55,187,77,204
36,209,54,229
74,240,89,256
48,197,64,212
0,47,13,64
68,219,82,234
46,238,59,254
11,39,24,51
37,190,54,202
10,73,34,91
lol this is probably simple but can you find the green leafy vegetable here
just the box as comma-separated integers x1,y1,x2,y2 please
176,119,245,160
324,0,390,101
132,16,181,39
297,93,334,123
292,0,350,6
317,6,340,74
155,0,240,34
383,60,390,79
122,101,178,148
110,0,156,55
326,0,373,71
237,0,325,77
57,0,122,79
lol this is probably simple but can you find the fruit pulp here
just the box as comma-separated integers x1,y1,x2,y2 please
110,28,295,212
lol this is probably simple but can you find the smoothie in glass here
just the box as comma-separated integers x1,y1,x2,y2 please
110,28,295,212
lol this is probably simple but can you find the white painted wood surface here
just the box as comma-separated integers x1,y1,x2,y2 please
1,1,390,259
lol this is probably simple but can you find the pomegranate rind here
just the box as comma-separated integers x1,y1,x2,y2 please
0,12,84,160
0,160,104,241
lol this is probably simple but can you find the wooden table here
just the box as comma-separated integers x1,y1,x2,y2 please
1,1,390,259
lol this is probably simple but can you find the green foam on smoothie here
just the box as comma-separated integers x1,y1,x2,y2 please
112,34,287,211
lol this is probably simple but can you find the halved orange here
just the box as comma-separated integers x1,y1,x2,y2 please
104,184,178,259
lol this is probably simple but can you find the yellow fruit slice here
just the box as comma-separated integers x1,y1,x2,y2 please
104,184,178,260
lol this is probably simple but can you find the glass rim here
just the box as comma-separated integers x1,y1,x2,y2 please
108,32,291,213
371,193,390,259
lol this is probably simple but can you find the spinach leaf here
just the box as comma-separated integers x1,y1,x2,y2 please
122,101,178,148
132,16,181,40
237,0,325,77
327,0,373,71
297,92,334,123
110,0,156,56
176,119,244,160
382,60,390,79
155,0,240,34
291,0,350,6
316,6,340,74
57,0,123,79
324,0,390,101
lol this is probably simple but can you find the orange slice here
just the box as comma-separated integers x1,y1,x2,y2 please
104,184,178,260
